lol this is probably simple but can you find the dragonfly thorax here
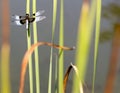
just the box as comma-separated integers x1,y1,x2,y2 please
25,14,30,19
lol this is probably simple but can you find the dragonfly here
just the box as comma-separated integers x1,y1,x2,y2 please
12,10,46,36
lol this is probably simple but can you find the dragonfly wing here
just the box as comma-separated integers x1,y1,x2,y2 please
12,15,20,20
35,16,46,22
12,15,26,20
12,18,26,26
13,20,22,26
20,19,26,24
34,10,45,17
29,18,35,23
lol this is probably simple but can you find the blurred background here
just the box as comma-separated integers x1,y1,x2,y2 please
0,0,120,93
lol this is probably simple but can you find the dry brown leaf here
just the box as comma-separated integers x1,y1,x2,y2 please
64,63,83,93
19,42,75,93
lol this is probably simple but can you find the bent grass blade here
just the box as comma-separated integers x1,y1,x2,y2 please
64,63,83,93
19,42,75,93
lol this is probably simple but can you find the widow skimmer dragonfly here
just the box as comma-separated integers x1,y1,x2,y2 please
12,10,46,36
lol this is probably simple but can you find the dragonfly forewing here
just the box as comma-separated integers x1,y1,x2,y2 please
33,10,45,17
35,16,46,22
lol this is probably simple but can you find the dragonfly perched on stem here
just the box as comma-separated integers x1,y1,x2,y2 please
12,10,46,36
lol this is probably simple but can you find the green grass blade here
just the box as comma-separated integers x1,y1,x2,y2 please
58,0,64,93
72,2,89,93
27,37,33,93
26,0,33,93
48,0,57,93
92,0,101,93
26,0,30,14
32,1,40,93
55,54,58,93
72,0,96,92
52,0,57,37
48,54,53,93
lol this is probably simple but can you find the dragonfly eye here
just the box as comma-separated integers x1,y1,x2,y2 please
26,14,29,16
33,13,35,16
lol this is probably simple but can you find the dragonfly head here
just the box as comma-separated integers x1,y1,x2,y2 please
26,14,29,17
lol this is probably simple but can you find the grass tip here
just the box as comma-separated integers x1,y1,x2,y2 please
70,62,73,66
72,46,76,50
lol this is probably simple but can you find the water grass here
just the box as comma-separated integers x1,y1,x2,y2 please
48,0,57,93
55,54,58,93
58,0,64,92
0,0,11,93
72,0,96,92
72,1,89,93
26,0,33,93
32,0,40,93
92,0,101,93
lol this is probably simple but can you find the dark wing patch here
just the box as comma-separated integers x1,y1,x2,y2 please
20,19,26,24
29,18,35,23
